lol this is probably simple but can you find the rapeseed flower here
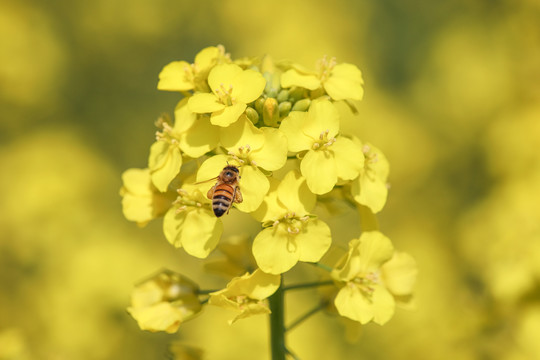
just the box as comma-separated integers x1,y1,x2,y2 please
128,270,202,333
157,45,230,93
209,269,280,324
280,56,364,101
280,99,364,194
351,143,390,213
163,182,223,258
119,168,174,226
252,171,331,274
188,63,266,127
332,232,417,325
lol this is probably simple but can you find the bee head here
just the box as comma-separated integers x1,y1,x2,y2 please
222,165,240,181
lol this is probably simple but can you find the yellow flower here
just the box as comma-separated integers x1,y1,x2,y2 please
350,142,390,213
209,269,280,324
188,63,266,127
196,115,288,212
119,168,174,226
280,99,364,194
332,232,417,325
148,102,220,192
163,182,223,258
157,45,230,93
280,56,364,101
251,171,332,274
127,270,202,333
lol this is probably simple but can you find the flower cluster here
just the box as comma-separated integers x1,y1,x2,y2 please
121,45,416,335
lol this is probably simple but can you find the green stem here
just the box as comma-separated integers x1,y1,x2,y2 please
283,280,334,291
286,302,327,332
268,279,286,360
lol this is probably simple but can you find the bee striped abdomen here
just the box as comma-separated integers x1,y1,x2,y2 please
212,184,234,217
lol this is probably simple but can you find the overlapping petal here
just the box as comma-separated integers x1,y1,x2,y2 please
148,141,182,192
120,168,173,226
209,269,280,324
323,63,364,101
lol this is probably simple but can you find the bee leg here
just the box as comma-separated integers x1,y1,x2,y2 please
207,185,216,200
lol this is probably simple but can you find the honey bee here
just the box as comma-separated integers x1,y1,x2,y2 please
206,165,243,217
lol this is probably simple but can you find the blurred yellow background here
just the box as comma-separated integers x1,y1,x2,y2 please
1,0,539,359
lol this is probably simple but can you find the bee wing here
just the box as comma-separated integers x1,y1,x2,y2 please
233,187,243,204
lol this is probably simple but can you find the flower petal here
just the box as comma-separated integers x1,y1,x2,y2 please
219,115,265,150
324,63,364,101
279,111,312,152
194,46,223,69
179,116,219,158
210,103,246,127
128,302,185,333
351,173,388,214
163,207,223,258
250,128,288,171
173,99,197,134
208,63,243,93
277,170,315,214
252,226,299,274
381,252,418,296
188,93,225,113
196,154,229,183
235,165,270,213
332,136,364,181
231,69,266,104
301,149,337,195
357,231,394,273
281,69,321,90
181,209,223,258
371,285,396,325
120,168,172,225
296,219,332,262
334,286,374,324
226,269,281,300
157,61,193,92
148,141,182,192
251,178,284,223
302,99,340,140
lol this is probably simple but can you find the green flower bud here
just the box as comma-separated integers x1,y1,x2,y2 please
276,89,290,103
245,106,260,125
278,101,292,118
292,98,311,112
263,71,281,98
262,97,280,127
287,86,305,102
255,97,266,114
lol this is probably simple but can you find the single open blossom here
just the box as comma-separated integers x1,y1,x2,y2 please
157,45,230,93
209,269,281,324
127,270,202,333
120,168,175,226
196,115,288,212
280,99,364,194
331,232,417,325
188,63,266,127
280,56,364,101
163,181,223,258
351,142,390,213
251,171,331,274
148,101,220,192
